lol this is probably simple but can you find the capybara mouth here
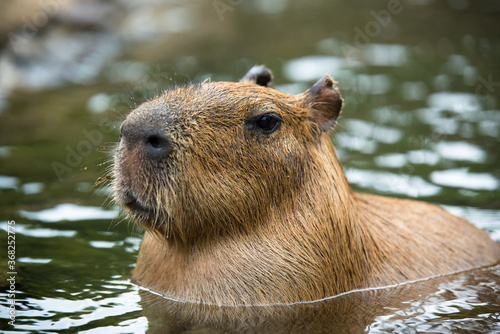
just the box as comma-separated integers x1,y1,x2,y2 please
125,196,151,214
122,191,157,222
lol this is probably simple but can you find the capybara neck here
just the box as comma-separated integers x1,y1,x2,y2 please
113,66,500,306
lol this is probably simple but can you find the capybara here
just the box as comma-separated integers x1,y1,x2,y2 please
113,65,500,306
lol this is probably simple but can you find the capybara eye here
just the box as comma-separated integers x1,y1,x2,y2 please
255,113,282,134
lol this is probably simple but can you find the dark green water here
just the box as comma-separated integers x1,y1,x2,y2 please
0,0,499,332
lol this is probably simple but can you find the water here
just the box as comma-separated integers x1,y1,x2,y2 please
1,0,499,332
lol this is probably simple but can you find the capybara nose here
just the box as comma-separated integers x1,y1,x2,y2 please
120,121,173,160
145,133,173,158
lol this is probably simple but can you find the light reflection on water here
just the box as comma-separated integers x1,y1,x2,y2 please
283,56,346,82
430,168,499,191
0,221,77,238
11,286,146,333
346,168,441,197
18,203,118,223
0,0,499,332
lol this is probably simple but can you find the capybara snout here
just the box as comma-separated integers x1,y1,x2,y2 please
119,118,174,162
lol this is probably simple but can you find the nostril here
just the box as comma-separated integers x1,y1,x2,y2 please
147,135,166,150
146,134,173,158
119,120,173,159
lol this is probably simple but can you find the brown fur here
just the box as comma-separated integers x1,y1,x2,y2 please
113,67,500,306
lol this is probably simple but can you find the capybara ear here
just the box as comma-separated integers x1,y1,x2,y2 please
240,65,273,87
303,75,343,132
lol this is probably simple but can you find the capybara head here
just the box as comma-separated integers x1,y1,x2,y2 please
113,66,343,244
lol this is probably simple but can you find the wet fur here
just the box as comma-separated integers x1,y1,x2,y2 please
114,71,500,306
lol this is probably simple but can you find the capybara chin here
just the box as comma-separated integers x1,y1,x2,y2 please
113,65,500,306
